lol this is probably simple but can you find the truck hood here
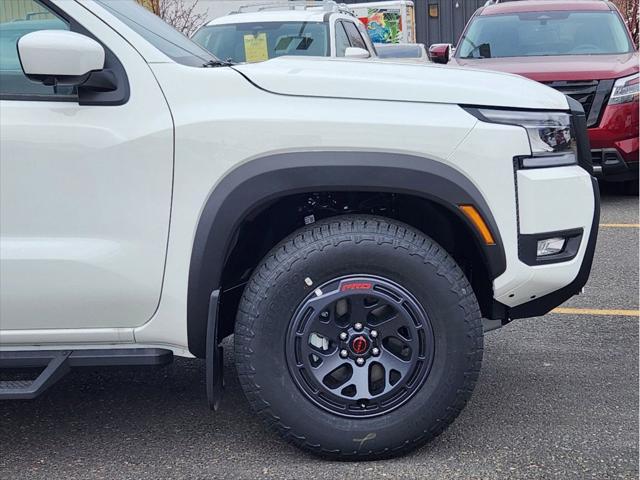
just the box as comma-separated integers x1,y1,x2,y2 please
450,53,639,82
233,56,569,110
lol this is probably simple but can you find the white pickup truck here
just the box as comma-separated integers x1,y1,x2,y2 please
0,0,598,460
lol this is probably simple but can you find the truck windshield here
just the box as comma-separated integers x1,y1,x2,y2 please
192,22,329,63
457,11,634,59
95,0,217,67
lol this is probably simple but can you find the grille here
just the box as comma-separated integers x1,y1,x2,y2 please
544,80,615,128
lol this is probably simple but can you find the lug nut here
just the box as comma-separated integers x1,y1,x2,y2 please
372,347,380,356
339,349,348,358
370,330,378,338
339,332,348,341
354,322,363,331
356,357,365,366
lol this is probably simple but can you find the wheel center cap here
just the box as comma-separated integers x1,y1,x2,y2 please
351,335,369,355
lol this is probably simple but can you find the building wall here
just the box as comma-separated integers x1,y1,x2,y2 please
0,0,50,23
343,0,485,46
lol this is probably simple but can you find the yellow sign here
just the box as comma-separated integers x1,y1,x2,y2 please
407,4,416,42
244,33,268,63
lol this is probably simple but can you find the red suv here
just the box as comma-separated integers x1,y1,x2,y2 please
429,0,639,189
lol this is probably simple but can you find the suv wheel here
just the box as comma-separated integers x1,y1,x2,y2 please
234,215,483,459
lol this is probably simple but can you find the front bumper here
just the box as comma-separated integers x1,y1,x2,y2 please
509,176,600,318
452,99,599,321
591,148,639,182
589,101,639,181
496,97,600,319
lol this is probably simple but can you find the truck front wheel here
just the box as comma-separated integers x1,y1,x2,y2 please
234,215,483,459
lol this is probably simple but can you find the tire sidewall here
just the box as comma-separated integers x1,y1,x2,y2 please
237,220,481,455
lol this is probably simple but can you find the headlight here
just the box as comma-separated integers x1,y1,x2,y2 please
609,73,639,105
468,108,577,169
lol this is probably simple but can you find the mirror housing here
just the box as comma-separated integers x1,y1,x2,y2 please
428,43,452,64
344,47,371,59
18,30,105,86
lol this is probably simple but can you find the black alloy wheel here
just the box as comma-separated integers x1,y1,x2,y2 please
287,275,434,418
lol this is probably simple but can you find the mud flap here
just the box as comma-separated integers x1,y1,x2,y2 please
206,289,224,410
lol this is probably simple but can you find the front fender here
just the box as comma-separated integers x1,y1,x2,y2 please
187,151,506,357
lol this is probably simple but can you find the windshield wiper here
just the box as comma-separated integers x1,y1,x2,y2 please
203,59,236,67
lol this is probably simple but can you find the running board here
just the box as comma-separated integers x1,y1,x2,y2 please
0,348,173,400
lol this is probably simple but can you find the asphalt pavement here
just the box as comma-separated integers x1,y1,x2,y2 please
1,186,638,480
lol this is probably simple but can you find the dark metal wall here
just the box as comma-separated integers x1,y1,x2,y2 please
344,0,485,46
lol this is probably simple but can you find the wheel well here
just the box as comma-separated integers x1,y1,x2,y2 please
217,191,497,340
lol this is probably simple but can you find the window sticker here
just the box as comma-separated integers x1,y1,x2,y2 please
244,33,268,63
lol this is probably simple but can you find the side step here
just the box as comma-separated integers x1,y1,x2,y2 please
0,348,172,400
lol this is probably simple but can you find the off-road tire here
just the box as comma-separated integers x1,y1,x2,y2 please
234,215,483,460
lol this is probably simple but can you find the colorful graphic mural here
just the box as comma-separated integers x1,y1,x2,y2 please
359,9,403,44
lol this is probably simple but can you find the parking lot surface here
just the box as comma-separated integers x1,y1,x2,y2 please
1,189,638,480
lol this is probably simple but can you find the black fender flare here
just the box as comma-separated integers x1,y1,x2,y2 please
187,151,506,357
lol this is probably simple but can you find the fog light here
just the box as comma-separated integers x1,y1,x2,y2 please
536,237,566,257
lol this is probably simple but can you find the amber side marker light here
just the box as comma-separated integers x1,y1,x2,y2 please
459,205,496,245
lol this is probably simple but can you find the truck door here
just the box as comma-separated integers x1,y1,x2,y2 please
0,0,173,336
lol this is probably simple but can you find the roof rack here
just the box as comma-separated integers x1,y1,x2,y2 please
232,0,355,16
